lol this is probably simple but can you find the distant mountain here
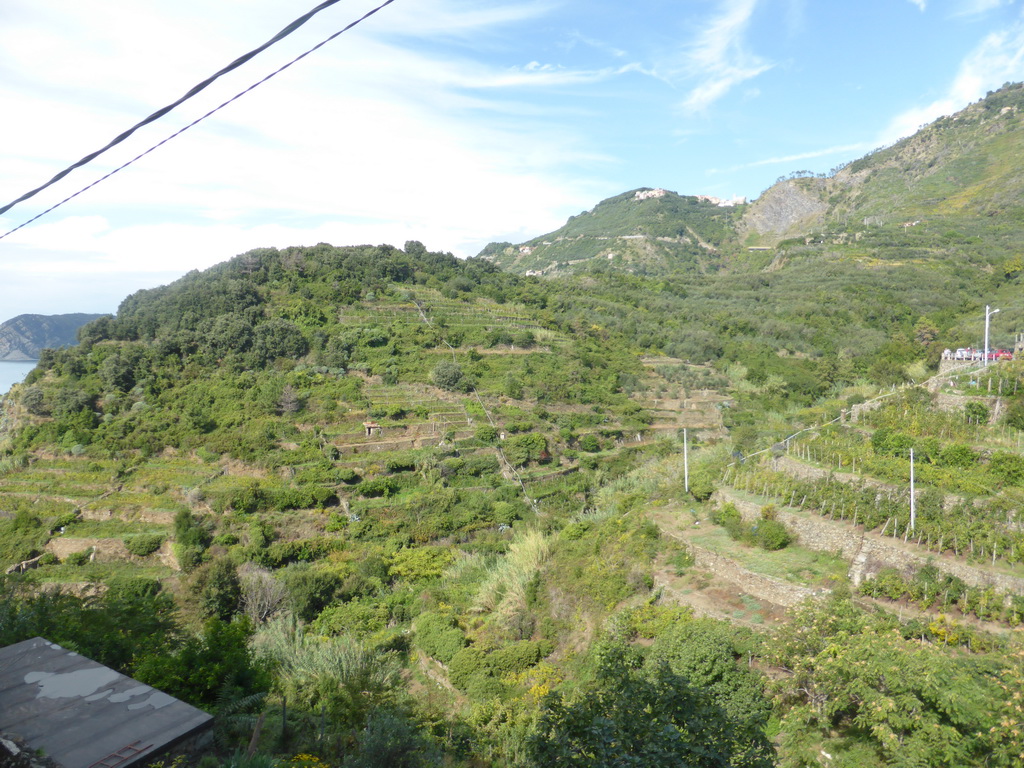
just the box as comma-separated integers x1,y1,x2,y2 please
480,188,745,277
0,313,106,360
482,81,1024,277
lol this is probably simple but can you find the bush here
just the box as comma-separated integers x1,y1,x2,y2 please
282,567,342,622
432,361,467,392
488,640,549,676
314,600,390,637
753,519,791,551
475,425,498,443
414,612,465,664
358,477,399,498
448,646,488,689
465,673,507,701
64,548,93,566
711,503,744,539
503,433,548,467
990,451,1024,485
688,471,716,502
123,534,165,557
337,467,360,484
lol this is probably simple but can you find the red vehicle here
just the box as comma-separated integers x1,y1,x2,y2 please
986,349,1013,361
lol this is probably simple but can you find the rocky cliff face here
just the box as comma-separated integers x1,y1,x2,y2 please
0,314,105,361
738,178,830,241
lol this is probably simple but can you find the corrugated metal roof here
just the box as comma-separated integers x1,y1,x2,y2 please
0,637,212,768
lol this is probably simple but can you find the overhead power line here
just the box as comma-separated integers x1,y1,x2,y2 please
0,0,396,240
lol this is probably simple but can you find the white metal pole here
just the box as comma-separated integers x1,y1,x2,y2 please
985,306,991,367
683,428,689,494
985,306,999,367
909,448,915,532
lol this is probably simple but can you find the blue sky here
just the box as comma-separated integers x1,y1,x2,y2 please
2,0,1024,318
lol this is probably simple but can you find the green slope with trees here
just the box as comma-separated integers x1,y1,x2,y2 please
3,87,1024,768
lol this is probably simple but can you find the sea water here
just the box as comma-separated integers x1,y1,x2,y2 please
0,361,38,396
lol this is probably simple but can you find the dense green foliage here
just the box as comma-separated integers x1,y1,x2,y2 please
7,84,1024,766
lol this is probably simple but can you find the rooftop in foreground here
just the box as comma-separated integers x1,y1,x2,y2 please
0,637,212,768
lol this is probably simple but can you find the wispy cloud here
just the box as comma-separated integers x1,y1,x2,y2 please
881,20,1024,142
679,0,773,112
908,0,927,12
952,0,1014,18
0,0,624,320
710,143,872,174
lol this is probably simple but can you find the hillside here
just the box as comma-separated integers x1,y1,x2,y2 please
483,82,1024,281
0,313,105,361
3,88,1024,765
481,188,745,277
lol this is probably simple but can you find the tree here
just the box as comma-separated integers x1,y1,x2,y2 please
282,566,341,622
965,400,990,425
193,557,242,621
21,385,46,415
134,618,270,709
431,361,466,392
251,616,400,730
342,710,441,768
238,563,288,624
525,641,774,768
251,319,308,366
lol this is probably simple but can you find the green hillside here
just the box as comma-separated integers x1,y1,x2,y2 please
3,93,1024,767
485,82,1024,283
481,188,744,277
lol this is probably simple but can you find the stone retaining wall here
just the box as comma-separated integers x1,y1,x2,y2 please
686,542,821,607
714,488,1024,594
79,507,177,524
43,536,179,570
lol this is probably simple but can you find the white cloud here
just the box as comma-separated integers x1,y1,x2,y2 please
679,0,773,112
952,0,1014,17
711,143,872,173
908,0,927,12
880,21,1024,143
0,1,612,236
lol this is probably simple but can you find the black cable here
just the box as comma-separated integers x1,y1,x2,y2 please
0,0,388,221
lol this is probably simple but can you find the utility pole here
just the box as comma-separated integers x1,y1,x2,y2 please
985,305,1000,367
683,428,689,494
909,448,916,533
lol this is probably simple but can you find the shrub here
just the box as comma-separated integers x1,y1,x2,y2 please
385,456,416,473
990,451,1024,485
65,548,93,566
939,443,977,468
463,454,500,476
465,673,507,701
358,477,399,498
488,640,549,676
503,433,548,467
753,519,791,551
964,400,990,425
337,467,360,484
414,612,465,664
313,600,390,637
448,646,488,689
711,503,744,539
432,361,467,392
475,425,498,443
282,566,342,622
688,471,716,502
389,547,454,582
123,534,165,557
